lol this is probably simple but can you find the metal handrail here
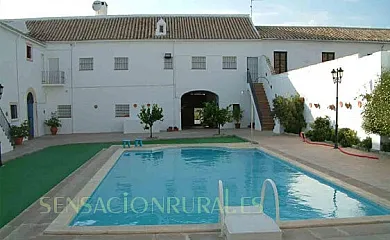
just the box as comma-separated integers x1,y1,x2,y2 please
0,107,11,140
247,71,264,125
260,179,280,223
218,180,225,237
42,71,65,85
261,55,276,75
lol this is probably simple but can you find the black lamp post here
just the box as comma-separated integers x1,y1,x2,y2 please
331,68,344,149
0,84,4,167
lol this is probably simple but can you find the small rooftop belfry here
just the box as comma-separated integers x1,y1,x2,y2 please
155,18,167,36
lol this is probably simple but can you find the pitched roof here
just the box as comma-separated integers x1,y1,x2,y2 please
256,26,390,43
19,15,259,42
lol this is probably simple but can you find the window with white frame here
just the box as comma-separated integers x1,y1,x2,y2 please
192,56,206,70
10,104,18,120
164,56,173,69
223,56,237,69
115,104,130,117
57,105,72,118
114,57,129,70
79,58,93,71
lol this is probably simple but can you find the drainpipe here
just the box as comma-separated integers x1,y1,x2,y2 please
172,40,176,128
15,35,21,124
70,43,75,134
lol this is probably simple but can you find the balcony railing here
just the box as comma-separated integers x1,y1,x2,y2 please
42,71,65,85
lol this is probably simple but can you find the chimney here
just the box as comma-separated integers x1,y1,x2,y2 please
92,1,108,16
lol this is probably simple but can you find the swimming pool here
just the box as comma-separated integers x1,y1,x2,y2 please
70,147,390,226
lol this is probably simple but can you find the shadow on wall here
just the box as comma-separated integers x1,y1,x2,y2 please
260,52,386,137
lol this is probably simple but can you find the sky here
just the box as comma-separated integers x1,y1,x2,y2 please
0,0,389,28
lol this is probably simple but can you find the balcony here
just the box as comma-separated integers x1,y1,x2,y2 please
42,71,65,86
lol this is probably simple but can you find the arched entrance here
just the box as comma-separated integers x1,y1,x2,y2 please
181,90,218,129
27,92,34,139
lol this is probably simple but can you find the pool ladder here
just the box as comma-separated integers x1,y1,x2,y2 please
260,179,280,223
219,179,281,239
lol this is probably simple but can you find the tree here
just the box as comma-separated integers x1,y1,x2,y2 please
138,104,164,138
362,71,390,136
272,94,306,134
200,102,232,135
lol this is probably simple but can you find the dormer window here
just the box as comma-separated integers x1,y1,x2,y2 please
156,18,167,36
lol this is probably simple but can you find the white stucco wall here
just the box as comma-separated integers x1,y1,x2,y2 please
261,40,390,72
43,40,261,133
263,51,390,148
0,25,46,150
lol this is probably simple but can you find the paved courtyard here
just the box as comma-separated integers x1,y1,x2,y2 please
1,129,390,240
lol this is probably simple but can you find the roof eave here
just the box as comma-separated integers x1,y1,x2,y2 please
43,38,261,44
260,38,390,44
0,21,46,46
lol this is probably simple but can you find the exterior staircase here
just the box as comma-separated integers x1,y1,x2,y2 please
0,107,14,153
254,83,274,131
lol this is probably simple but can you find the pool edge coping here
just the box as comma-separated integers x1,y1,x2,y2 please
44,143,390,235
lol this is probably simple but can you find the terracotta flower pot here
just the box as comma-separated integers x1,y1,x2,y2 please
235,123,241,129
50,126,58,135
174,127,179,131
14,137,24,145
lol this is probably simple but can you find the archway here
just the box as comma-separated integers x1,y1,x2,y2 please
181,90,218,129
27,92,34,139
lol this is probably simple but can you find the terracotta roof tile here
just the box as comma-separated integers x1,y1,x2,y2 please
256,26,390,43
20,15,259,41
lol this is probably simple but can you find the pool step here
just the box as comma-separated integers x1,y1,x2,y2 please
224,206,282,240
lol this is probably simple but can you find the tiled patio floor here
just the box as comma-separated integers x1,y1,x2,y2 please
1,129,390,240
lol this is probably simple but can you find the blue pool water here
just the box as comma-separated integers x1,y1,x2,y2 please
70,148,390,226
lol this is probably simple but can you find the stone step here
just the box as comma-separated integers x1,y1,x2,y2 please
225,212,282,240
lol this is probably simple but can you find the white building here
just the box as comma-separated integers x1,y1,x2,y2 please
1,12,390,153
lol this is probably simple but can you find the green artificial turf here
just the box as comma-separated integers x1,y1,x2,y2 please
0,136,245,228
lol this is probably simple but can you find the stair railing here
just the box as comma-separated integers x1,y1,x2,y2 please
260,179,280,223
247,71,264,126
0,107,11,141
261,55,276,75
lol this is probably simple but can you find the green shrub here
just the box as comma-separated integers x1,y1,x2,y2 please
358,137,372,151
305,130,313,139
338,128,360,147
330,129,336,143
382,142,390,152
272,95,306,134
309,116,332,142
362,71,390,136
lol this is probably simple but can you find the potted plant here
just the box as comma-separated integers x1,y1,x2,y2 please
174,126,179,131
232,107,244,129
10,120,30,145
167,126,173,132
44,112,62,135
